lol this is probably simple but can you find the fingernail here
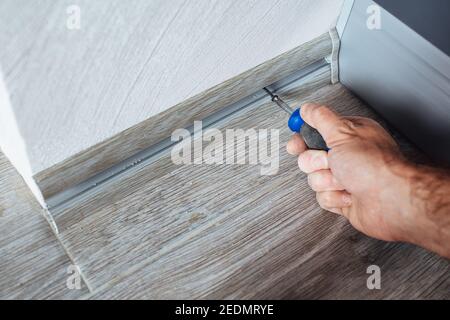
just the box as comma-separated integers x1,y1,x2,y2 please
300,103,311,118
302,102,316,108
313,152,327,167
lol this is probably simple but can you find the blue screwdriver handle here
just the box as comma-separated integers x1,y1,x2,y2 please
288,109,328,151
262,88,328,151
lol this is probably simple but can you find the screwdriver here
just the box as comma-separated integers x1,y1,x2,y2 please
263,88,328,151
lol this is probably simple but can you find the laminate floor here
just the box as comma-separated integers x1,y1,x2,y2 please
0,154,89,299
0,82,448,299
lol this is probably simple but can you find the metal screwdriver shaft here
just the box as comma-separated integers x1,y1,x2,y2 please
263,88,292,114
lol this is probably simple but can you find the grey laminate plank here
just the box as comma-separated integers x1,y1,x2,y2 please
0,154,89,299
34,32,332,201
53,66,331,293
56,81,448,299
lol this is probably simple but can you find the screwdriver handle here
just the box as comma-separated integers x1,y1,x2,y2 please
300,123,328,151
288,109,328,151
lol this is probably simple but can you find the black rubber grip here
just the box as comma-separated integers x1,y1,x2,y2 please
300,123,328,151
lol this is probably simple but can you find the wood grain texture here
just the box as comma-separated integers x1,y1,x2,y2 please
50,62,333,232
0,154,89,299
35,33,332,201
0,0,344,204
52,80,448,299
0,72,448,299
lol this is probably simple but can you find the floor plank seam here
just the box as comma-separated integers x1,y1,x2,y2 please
50,221,95,295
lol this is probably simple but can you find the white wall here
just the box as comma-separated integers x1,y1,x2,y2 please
0,0,343,204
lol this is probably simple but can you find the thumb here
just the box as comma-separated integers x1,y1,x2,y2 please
300,103,344,145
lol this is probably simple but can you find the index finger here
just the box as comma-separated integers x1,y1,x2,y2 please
300,103,342,144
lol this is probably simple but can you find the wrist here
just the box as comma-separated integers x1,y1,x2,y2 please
398,161,450,257
384,159,419,243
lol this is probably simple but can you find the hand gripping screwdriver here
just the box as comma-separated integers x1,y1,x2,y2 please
263,88,327,151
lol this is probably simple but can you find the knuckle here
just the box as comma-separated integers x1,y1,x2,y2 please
309,171,325,190
315,105,330,120
298,155,307,172
301,103,314,119
315,192,324,207
319,171,330,186
359,118,375,128
309,152,319,165
300,151,328,173
312,151,328,169
308,173,319,190
340,119,356,130
298,151,313,172
316,192,331,207
322,192,332,205
335,119,359,138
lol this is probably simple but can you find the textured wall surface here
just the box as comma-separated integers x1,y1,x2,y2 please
0,0,343,185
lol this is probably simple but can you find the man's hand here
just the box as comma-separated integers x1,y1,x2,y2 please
287,103,450,257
